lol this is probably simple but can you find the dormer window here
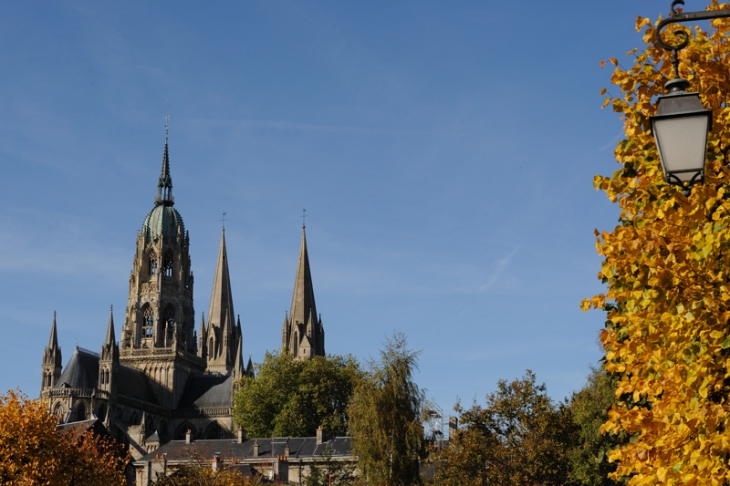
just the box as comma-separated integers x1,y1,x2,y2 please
163,251,174,277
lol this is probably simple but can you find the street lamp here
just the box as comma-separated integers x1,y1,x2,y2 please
650,0,730,195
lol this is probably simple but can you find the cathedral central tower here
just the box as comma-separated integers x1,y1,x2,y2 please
119,132,204,408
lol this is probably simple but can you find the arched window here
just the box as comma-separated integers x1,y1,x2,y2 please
163,306,175,336
97,404,107,422
53,403,63,423
293,332,299,357
143,307,154,337
182,309,189,346
75,402,87,422
149,253,158,276
203,421,225,439
163,251,174,277
208,337,214,358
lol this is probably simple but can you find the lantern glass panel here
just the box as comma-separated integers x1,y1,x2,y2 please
652,114,710,182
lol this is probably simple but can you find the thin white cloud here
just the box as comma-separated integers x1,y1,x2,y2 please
479,249,518,292
597,130,624,151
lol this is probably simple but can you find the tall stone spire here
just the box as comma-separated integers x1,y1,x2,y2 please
155,126,174,206
206,228,237,373
283,226,325,359
290,226,316,330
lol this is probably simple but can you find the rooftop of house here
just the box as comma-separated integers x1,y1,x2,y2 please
135,435,352,463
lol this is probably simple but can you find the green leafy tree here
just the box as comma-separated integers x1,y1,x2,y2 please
568,367,624,486
233,352,361,438
347,333,425,486
429,371,575,486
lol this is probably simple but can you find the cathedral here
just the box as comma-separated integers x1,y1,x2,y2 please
40,132,326,460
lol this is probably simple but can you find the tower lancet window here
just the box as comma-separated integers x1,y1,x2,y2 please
163,251,174,277
149,253,158,276
163,306,176,332
143,306,154,337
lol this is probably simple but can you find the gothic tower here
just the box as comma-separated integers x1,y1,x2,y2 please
119,131,203,408
282,225,325,359
41,312,62,392
199,228,242,374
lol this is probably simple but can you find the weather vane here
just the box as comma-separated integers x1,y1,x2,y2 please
301,209,307,228
221,212,227,229
165,100,171,140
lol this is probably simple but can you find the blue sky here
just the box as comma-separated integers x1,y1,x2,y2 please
0,0,682,413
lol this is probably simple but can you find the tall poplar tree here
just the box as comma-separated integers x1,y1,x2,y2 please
347,333,425,486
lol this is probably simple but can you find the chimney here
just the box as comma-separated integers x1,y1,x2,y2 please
316,425,325,444
284,444,290,457
212,453,221,471
237,426,246,443
448,416,458,440
253,441,259,458
186,429,192,444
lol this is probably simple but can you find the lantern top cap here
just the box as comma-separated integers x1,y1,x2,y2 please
665,77,690,93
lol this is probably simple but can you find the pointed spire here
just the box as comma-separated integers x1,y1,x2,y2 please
101,305,119,362
104,305,116,346
48,311,59,350
155,122,174,207
289,226,317,331
234,335,244,378
207,228,235,337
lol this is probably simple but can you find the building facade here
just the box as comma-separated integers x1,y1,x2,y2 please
38,133,338,460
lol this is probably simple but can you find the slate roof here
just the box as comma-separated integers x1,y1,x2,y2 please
116,364,158,404
57,417,109,437
56,348,99,389
178,373,233,409
137,436,352,463
55,346,158,405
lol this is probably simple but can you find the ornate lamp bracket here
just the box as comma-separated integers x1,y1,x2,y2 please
656,0,730,81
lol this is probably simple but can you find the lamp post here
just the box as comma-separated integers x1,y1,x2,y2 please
650,0,730,195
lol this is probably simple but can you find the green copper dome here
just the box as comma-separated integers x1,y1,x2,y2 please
142,134,184,241
143,205,185,241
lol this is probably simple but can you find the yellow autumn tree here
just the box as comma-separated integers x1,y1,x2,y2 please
0,390,128,485
584,2,730,484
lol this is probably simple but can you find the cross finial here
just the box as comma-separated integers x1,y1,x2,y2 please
221,212,227,229
301,208,307,229
165,102,171,143
110,304,113,313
